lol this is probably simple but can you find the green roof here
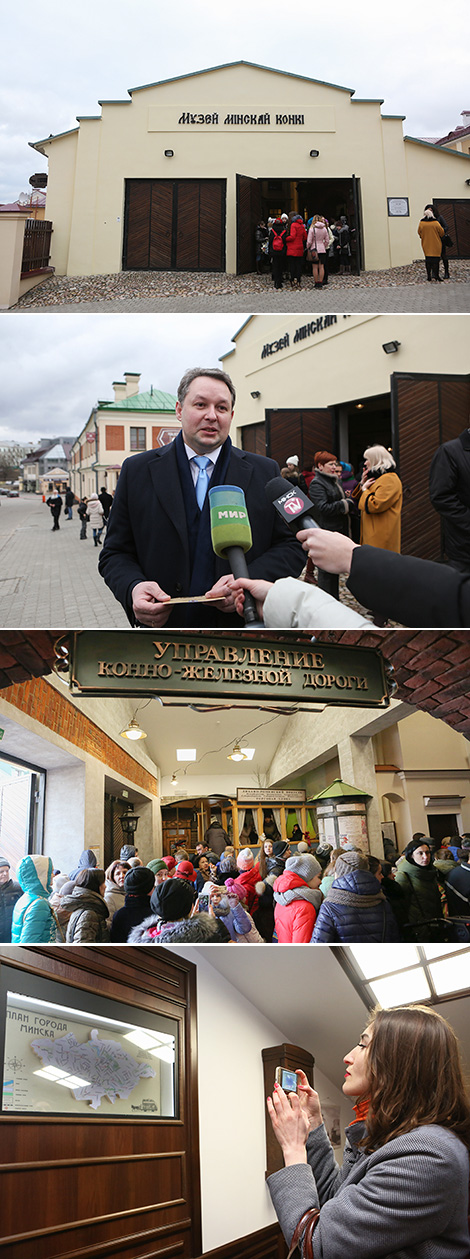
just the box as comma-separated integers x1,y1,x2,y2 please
128,60,355,97
98,389,177,412
310,778,371,802
404,136,470,159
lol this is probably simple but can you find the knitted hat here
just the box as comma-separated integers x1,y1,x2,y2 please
286,455,299,466
147,858,166,875
150,878,194,920
120,844,137,861
175,860,197,883
272,840,290,859
237,847,254,871
285,854,321,883
124,867,155,895
206,852,219,867
162,855,176,871
0,856,11,869
334,851,369,878
297,841,309,853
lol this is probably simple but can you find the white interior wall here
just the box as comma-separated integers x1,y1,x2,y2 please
44,763,86,871
182,949,351,1251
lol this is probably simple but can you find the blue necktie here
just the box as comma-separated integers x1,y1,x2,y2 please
193,455,211,509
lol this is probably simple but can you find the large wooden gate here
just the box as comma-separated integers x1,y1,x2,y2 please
391,371,470,559
434,199,470,258
236,174,262,274
123,179,226,270
265,408,335,470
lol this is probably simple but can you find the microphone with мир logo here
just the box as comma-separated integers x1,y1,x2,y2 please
209,484,264,627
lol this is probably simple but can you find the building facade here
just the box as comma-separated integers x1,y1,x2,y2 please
70,372,179,499
31,62,470,277
220,313,470,562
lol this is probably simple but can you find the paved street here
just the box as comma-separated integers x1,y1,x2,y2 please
0,495,127,628
0,495,377,629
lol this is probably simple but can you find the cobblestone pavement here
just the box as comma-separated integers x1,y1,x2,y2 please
9,261,470,313
0,496,383,629
0,496,127,628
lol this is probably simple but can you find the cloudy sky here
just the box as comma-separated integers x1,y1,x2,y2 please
2,0,468,203
0,314,240,443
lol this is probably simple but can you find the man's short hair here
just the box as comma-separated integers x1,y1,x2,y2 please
177,367,236,409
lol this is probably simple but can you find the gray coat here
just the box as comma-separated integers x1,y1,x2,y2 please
267,1119,469,1258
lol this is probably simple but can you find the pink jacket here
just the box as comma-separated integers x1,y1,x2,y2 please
307,222,330,254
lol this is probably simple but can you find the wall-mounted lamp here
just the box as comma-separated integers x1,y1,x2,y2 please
170,772,179,787
119,803,140,837
382,341,401,354
250,390,261,399
355,403,364,410
164,149,174,158
309,149,320,158
465,178,470,186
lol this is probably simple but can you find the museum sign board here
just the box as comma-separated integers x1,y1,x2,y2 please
67,632,390,708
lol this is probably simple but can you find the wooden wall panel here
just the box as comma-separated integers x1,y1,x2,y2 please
241,423,266,456
124,183,152,268
267,409,334,471
439,378,470,443
394,377,441,559
0,946,200,1259
149,183,173,269
199,181,224,270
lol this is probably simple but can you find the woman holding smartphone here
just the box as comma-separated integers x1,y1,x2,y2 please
267,1005,470,1258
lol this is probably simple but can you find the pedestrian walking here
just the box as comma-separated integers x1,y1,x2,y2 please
87,492,105,546
46,491,62,531
64,487,76,520
77,497,88,539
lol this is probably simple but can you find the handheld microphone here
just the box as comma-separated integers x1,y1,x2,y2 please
209,484,264,627
265,476,320,533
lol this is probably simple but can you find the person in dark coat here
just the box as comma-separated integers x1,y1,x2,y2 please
128,876,230,943
429,428,470,573
395,839,445,937
46,492,62,530
64,868,109,943
64,487,76,520
77,497,88,539
0,857,22,942
295,525,470,627
311,850,401,942
99,485,113,521
445,857,470,916
204,818,229,857
269,217,288,290
110,866,155,941
98,367,304,628
309,451,351,600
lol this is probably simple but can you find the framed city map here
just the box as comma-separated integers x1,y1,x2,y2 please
1,966,178,1119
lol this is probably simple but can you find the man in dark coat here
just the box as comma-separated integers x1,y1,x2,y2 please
99,367,304,627
204,818,229,857
0,857,22,942
429,428,470,573
46,492,62,530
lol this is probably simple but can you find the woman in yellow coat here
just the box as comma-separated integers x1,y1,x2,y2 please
418,207,444,282
353,444,402,552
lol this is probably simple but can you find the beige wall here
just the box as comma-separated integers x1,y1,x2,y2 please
223,313,470,442
36,63,470,275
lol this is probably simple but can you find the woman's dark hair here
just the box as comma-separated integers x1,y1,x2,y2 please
403,838,434,866
105,859,131,884
363,1005,470,1152
368,856,382,877
75,868,105,894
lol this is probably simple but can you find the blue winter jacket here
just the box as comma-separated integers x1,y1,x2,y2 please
11,855,56,944
310,869,401,942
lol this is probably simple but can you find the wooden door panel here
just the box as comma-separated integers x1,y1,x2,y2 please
124,182,152,268
237,175,262,274
198,181,224,269
149,183,173,269
392,373,470,560
175,183,200,270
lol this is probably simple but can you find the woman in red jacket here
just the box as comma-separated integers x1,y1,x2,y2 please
273,854,322,942
286,214,307,288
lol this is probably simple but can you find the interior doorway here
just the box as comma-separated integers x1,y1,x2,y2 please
427,814,460,844
337,391,393,477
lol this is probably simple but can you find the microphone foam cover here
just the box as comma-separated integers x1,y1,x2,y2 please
209,484,253,556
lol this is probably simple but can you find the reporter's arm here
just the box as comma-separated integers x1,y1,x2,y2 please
347,546,470,628
263,577,373,629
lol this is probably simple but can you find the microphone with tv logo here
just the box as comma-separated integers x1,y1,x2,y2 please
265,476,320,533
209,484,264,627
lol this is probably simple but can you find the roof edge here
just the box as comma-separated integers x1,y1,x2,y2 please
128,59,355,97
29,127,79,151
404,135,470,159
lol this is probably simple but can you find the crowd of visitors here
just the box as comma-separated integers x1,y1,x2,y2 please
2,830,469,945
256,211,353,290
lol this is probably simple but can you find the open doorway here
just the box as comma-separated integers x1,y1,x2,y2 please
336,391,393,478
237,175,362,273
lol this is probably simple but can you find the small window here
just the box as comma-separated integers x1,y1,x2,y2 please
130,427,147,452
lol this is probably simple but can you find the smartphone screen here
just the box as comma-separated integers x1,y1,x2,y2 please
279,1068,298,1093
198,895,209,912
